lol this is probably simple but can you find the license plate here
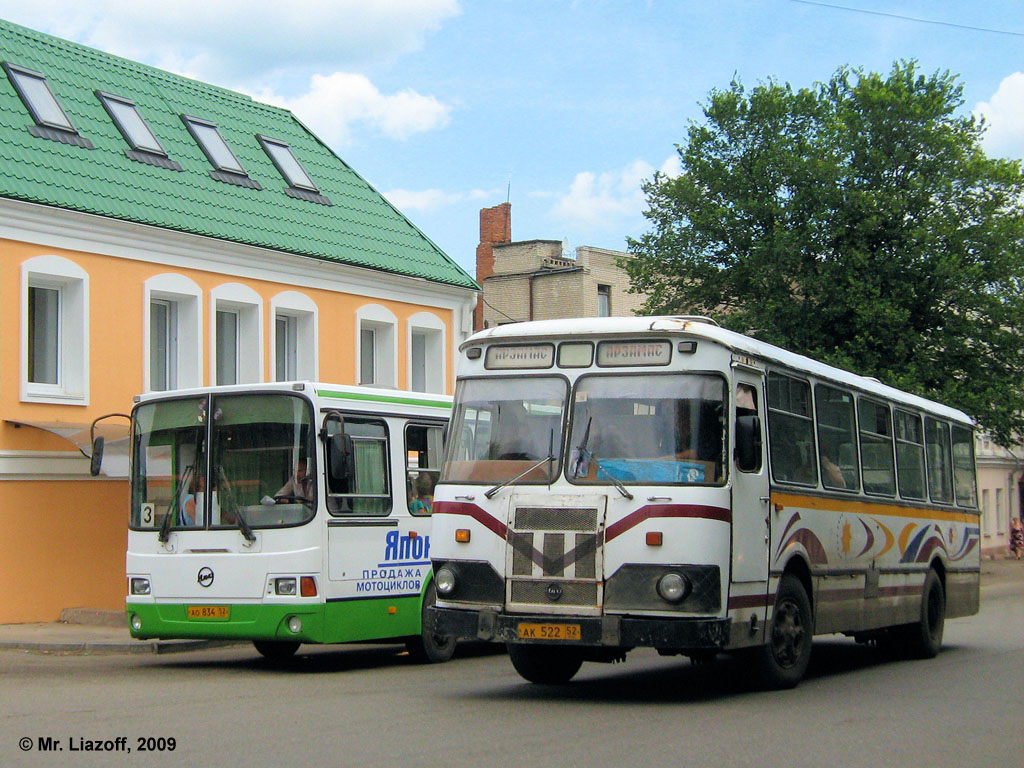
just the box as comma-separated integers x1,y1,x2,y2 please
517,622,581,641
187,605,230,620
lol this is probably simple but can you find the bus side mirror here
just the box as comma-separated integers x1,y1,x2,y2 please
90,436,105,477
326,434,355,491
735,415,762,472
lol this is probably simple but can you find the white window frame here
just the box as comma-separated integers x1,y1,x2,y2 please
20,255,89,404
356,304,397,387
143,274,203,392
407,311,447,394
210,284,263,386
270,291,318,382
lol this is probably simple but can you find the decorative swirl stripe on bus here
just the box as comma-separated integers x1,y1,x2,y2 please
771,494,981,568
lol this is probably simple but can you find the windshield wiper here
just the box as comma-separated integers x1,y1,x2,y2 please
571,417,593,478
485,453,556,499
159,463,194,544
485,428,557,500
570,417,633,500
216,465,256,544
595,460,634,500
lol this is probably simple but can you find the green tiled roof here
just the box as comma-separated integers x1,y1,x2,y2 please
0,19,478,290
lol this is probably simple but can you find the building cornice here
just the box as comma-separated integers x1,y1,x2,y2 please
0,197,476,310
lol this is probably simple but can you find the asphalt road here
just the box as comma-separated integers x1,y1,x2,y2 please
2,564,1022,768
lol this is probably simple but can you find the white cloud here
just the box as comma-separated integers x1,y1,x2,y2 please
550,158,664,232
0,0,460,83
974,72,1024,160
384,187,499,214
256,73,451,146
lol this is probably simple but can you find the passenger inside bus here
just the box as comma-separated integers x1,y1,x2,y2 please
409,472,436,514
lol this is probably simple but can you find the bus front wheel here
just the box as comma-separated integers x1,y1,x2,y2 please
253,640,300,660
507,644,583,684
906,568,945,659
756,573,813,689
405,583,457,663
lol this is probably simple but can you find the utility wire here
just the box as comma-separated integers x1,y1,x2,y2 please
787,0,1024,37
481,295,520,324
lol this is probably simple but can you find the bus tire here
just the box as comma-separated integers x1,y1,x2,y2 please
906,568,945,659
253,640,300,660
507,644,583,684
406,583,457,663
757,573,813,689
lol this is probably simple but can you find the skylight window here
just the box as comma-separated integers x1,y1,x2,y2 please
97,92,163,154
181,115,260,189
257,135,332,206
258,136,316,190
183,116,244,173
2,62,93,148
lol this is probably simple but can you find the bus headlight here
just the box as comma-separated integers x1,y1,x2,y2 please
275,578,297,596
434,566,457,596
656,572,691,603
130,577,151,595
130,614,142,631
287,616,302,634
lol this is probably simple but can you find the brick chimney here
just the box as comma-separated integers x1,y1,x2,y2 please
474,202,511,331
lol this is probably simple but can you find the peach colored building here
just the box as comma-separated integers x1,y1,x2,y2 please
0,20,477,622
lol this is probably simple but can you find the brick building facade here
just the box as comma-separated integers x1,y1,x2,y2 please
474,203,647,330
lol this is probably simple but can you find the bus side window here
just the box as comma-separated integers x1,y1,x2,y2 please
767,373,817,486
407,423,443,515
735,383,762,473
815,384,860,492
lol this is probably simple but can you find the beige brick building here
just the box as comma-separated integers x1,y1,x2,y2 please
474,203,647,330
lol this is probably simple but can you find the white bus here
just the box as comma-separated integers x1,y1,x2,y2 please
125,382,455,661
429,317,980,687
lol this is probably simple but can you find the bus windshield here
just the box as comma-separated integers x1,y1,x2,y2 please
131,393,316,531
442,376,567,485
567,374,726,486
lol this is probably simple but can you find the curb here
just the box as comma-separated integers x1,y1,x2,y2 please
0,639,243,656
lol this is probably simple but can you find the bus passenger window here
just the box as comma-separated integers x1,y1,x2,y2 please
814,385,859,492
925,417,953,504
325,418,391,516
858,399,895,496
406,423,443,515
951,425,978,508
895,411,926,500
767,373,817,486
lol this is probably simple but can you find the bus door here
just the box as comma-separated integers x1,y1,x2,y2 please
730,368,770,587
322,415,434,628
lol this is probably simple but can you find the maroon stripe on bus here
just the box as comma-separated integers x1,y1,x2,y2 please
604,504,731,542
433,501,508,539
728,593,774,610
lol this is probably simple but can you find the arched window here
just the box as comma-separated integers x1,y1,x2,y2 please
21,255,89,404
144,274,202,391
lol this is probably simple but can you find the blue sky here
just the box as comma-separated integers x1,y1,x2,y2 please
2,1,1022,278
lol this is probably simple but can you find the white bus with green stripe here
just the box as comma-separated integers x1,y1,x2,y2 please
126,382,455,661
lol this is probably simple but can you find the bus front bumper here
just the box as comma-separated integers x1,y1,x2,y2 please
429,606,731,650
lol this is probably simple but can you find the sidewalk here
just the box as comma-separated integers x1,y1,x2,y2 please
1,559,1021,656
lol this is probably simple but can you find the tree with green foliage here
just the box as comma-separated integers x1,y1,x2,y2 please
624,61,1024,445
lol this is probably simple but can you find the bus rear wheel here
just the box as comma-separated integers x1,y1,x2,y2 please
756,574,813,689
507,644,583,684
405,583,457,663
253,640,300,660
